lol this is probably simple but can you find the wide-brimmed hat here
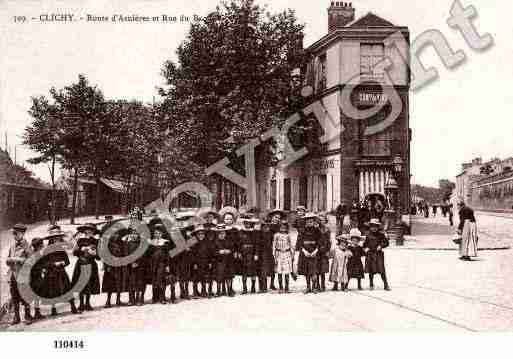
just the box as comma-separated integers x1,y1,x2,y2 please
200,209,219,219
45,227,66,240
349,228,362,238
296,206,307,212
77,223,99,233
191,225,207,235
12,223,27,232
219,206,238,221
215,224,227,232
336,236,348,245
304,213,318,220
369,218,381,227
268,209,286,219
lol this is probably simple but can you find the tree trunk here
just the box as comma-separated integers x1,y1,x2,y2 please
50,155,56,225
70,167,79,224
95,175,101,219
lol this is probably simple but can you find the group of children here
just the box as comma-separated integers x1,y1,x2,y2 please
5,206,390,326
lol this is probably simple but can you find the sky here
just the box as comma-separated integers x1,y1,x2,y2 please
1,0,512,187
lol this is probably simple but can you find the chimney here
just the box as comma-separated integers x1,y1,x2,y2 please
328,2,355,32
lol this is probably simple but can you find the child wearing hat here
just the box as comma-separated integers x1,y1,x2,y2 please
29,237,46,321
125,228,149,306
296,214,321,294
101,228,129,308
44,227,78,315
316,214,331,292
214,225,236,297
257,220,274,293
363,219,390,291
149,224,171,304
329,236,352,291
239,219,259,294
6,224,33,325
71,223,101,311
267,209,285,290
272,221,294,293
191,225,214,298
346,228,365,290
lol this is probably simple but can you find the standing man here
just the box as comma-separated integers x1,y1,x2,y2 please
335,202,347,233
457,200,478,261
6,224,33,325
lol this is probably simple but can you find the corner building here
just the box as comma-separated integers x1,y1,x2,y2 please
256,2,411,214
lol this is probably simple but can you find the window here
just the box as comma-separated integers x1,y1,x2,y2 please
270,180,277,209
361,44,384,81
283,178,291,211
316,54,327,92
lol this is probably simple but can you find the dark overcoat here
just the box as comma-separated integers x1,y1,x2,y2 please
214,235,235,281
101,233,129,293
296,226,320,276
239,229,258,276
258,229,274,277
347,245,365,279
126,234,147,292
192,238,215,282
71,236,101,295
317,228,331,274
363,231,389,275
41,246,73,300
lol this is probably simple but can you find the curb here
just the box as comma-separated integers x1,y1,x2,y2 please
391,246,511,251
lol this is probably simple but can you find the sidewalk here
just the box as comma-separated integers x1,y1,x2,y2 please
398,215,511,251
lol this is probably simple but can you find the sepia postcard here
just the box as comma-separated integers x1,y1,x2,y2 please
1,0,512,355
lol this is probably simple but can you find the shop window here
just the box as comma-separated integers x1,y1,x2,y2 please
361,44,384,81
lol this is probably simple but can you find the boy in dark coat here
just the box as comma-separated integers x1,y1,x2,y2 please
363,219,390,291
175,223,195,299
43,227,78,315
71,223,101,311
257,221,274,293
239,219,259,294
296,214,321,294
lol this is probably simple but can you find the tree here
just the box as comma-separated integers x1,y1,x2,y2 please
159,0,305,167
438,179,456,201
24,96,65,224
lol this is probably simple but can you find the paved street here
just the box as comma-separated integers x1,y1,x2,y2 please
2,212,513,331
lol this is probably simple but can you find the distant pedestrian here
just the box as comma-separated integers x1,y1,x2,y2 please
432,205,438,217
457,200,478,261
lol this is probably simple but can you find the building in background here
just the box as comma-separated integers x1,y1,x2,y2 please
257,2,411,214
455,156,513,211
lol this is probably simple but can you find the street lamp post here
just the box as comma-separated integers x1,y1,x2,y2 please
384,155,405,245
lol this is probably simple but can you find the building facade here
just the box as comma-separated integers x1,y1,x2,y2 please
455,156,513,211
257,2,411,214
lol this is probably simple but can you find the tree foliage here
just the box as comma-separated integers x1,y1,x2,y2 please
159,0,306,166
